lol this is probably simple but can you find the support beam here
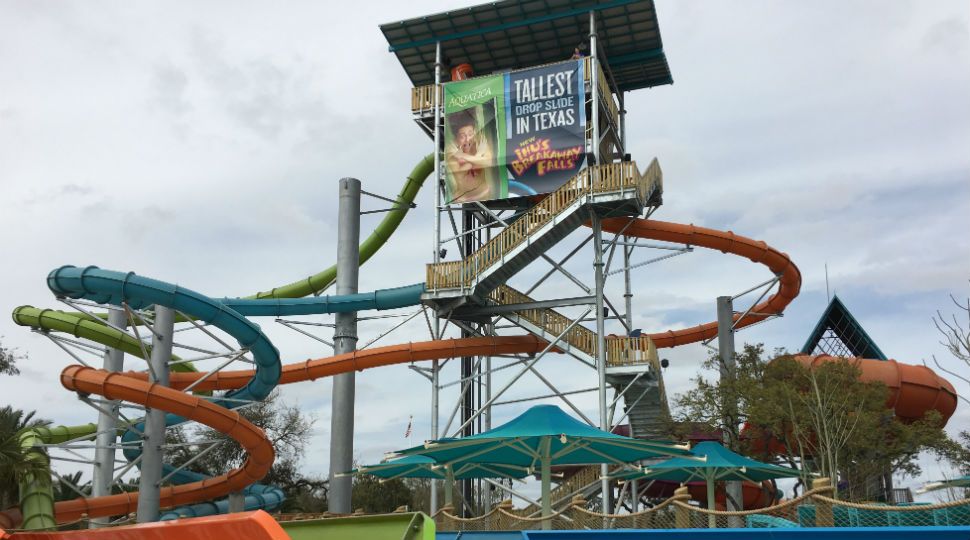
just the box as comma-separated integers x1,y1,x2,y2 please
592,212,611,515
328,177,361,514
136,306,173,523
717,296,744,523
430,39,443,514
91,308,126,528
458,295,595,317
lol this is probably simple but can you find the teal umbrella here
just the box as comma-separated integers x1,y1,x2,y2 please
347,454,531,507
611,441,802,527
389,405,691,529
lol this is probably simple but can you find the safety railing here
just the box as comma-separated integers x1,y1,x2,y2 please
410,84,440,114
489,285,596,356
583,56,621,135
434,477,970,531
427,161,652,291
605,336,659,369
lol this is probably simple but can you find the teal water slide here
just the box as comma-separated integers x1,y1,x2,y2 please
8,155,433,529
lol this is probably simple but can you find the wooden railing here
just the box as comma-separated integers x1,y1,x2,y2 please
518,464,604,516
489,285,596,356
605,336,659,369
489,285,660,373
582,57,620,133
427,162,650,290
411,84,440,113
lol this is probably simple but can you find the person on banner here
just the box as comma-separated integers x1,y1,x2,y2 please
444,108,496,203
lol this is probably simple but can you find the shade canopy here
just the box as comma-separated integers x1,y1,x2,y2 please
392,404,688,468
614,441,803,484
351,454,531,481
390,405,689,529
612,441,801,525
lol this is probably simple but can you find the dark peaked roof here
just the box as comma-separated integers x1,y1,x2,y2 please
800,295,888,360
380,0,672,92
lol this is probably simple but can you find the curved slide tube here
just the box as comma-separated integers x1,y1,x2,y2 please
0,334,548,528
6,155,435,527
600,218,802,349
3,265,284,530
792,355,957,423
249,154,434,299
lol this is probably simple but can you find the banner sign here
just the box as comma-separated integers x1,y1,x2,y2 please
443,60,586,204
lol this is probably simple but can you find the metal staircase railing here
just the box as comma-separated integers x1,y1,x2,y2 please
487,285,661,371
426,160,661,291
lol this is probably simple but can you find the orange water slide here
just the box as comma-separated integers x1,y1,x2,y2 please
1,336,549,528
1,511,288,540
791,355,957,423
602,218,802,348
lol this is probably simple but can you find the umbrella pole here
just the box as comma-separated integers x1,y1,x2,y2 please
541,437,552,530
706,479,716,528
444,468,455,509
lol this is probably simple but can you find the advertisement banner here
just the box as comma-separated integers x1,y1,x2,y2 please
443,60,586,204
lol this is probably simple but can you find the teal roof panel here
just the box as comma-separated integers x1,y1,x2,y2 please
380,0,672,92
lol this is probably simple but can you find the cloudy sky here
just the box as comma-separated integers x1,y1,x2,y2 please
1,0,968,506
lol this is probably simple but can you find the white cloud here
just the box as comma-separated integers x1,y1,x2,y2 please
0,0,968,510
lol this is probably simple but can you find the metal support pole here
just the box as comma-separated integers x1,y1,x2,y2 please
228,491,245,513
460,210,475,515
430,39,443,515
430,359,440,514
592,214,610,513
623,239,637,512
136,305,173,523
623,244,633,332
717,296,744,522
590,11,600,165
540,437,552,530
328,177,361,514
619,91,626,154
91,308,126,527
433,41,443,266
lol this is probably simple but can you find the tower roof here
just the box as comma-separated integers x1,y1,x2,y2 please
380,0,672,92
800,295,888,360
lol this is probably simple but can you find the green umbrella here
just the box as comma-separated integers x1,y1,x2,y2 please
347,454,531,507
611,441,802,527
389,404,691,529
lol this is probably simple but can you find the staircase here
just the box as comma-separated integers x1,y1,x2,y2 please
424,160,662,309
485,285,671,514
424,158,667,514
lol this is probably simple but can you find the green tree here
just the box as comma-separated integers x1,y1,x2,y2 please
674,344,951,500
351,474,412,514
0,407,51,509
0,337,25,376
166,389,326,512
670,343,775,451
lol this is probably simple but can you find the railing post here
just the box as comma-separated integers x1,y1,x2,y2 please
673,486,691,529
570,495,588,528
812,477,834,527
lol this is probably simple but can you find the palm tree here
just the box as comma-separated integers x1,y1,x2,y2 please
0,406,51,509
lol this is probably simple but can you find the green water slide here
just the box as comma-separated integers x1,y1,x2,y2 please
8,155,434,529
280,512,434,540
